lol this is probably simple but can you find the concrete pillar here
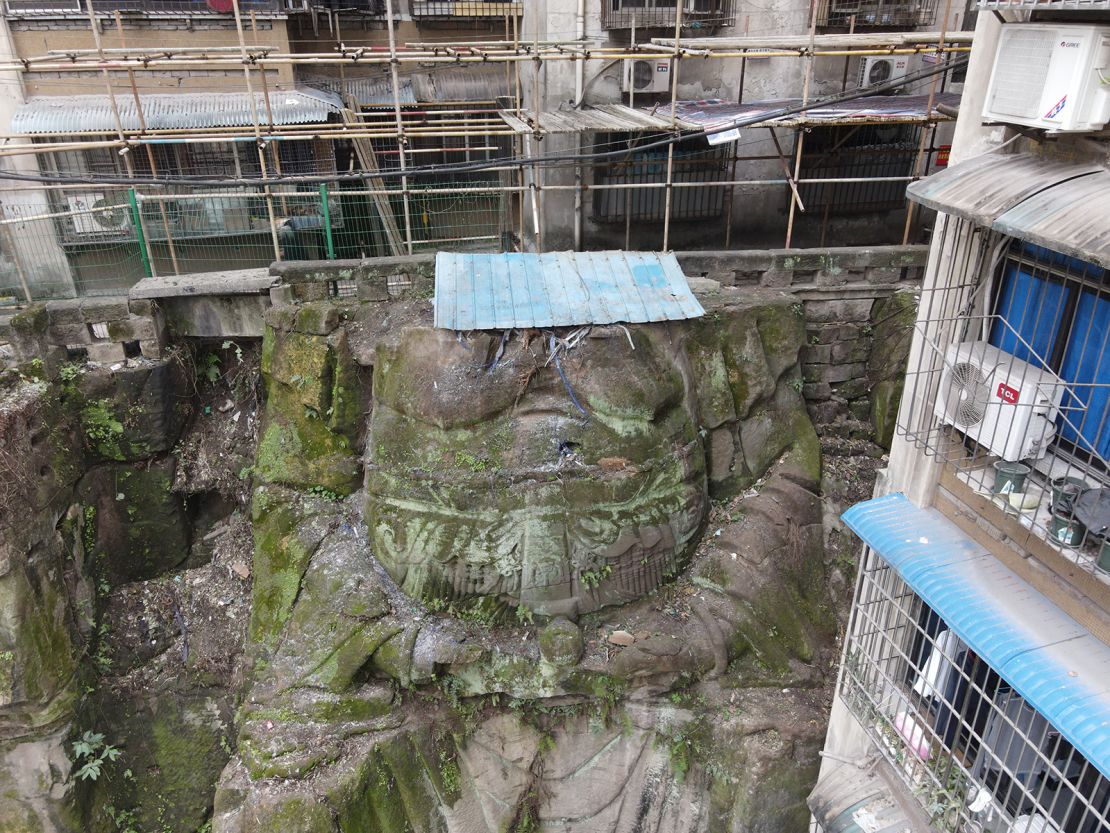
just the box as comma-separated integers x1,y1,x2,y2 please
0,16,76,300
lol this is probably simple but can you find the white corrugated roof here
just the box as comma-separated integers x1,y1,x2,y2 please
11,88,343,134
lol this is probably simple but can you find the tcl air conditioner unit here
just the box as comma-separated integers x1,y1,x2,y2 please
858,55,910,89
622,59,672,94
66,194,131,236
934,341,1063,462
983,24,1110,133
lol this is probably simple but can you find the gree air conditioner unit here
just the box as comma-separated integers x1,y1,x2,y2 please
66,194,130,236
622,59,672,94
857,55,911,89
983,24,1110,133
934,341,1064,462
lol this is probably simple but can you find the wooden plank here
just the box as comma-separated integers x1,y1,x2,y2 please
936,469,1110,645
341,107,405,257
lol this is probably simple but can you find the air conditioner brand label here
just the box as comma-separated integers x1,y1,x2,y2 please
1059,41,1080,48
1045,95,1067,119
656,64,669,73
997,382,1020,404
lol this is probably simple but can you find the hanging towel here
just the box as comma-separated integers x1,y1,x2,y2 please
912,629,963,700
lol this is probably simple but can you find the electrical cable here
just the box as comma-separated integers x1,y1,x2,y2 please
0,53,967,187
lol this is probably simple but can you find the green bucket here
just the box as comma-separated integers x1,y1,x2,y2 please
1051,476,1088,508
1099,539,1110,574
1050,510,1087,548
993,461,1031,495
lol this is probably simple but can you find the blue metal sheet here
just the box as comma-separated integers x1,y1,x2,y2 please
843,493,1110,779
434,251,705,330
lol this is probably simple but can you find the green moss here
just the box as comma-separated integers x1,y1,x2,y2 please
9,303,48,336
248,487,314,648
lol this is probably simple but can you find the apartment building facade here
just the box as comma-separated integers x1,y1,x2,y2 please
811,6,1110,833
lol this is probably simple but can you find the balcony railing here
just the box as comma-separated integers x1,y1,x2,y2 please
817,0,937,28
3,0,282,15
409,0,522,19
841,550,1110,833
600,0,735,31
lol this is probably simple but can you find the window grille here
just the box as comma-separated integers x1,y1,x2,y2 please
591,132,730,223
2,0,282,14
600,0,734,31
897,213,1110,577
409,1,522,19
797,124,922,215
816,0,938,28
841,547,1110,833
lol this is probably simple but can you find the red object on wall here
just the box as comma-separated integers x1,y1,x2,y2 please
207,0,234,12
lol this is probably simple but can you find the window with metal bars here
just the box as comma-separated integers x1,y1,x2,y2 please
816,0,938,28
600,0,734,30
897,215,1110,575
841,547,1110,833
590,132,730,223
409,1,522,19
797,124,922,215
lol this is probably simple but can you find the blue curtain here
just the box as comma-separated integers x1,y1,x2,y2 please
989,251,1110,460
990,264,1070,371
1058,292,1110,459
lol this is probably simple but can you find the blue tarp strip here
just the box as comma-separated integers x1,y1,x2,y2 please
843,493,1110,779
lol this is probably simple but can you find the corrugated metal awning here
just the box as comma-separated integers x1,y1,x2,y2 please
808,763,924,833
843,493,1110,779
12,88,343,134
993,170,1110,269
433,251,705,330
905,153,1105,226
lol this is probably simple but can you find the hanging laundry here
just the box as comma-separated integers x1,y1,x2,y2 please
912,628,964,700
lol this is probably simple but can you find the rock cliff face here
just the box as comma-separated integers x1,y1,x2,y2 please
0,280,844,833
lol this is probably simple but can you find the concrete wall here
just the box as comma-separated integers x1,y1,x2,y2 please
10,17,296,95
0,15,75,300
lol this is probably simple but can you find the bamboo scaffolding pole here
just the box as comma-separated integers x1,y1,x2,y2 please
902,0,956,245
784,0,821,249
661,2,683,252
385,0,415,256
114,11,179,275
231,0,281,263
0,44,971,74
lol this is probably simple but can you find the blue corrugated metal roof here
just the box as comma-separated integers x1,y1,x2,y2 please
11,88,342,134
434,251,705,330
843,493,1110,779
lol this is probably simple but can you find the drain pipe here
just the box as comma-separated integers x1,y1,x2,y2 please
573,0,586,251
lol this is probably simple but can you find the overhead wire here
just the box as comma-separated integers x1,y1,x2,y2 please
0,53,967,187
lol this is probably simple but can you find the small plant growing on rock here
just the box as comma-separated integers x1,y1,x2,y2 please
80,399,125,460
71,730,121,782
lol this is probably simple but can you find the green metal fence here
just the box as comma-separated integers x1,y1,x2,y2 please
0,177,510,303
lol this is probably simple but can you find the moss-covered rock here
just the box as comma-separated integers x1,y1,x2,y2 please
76,362,185,462
82,690,235,833
78,458,190,584
255,323,363,496
868,289,918,449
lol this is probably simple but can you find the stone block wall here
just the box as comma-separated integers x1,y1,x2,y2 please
675,247,926,444
7,296,168,371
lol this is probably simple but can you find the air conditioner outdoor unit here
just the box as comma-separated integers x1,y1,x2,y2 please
934,341,1064,462
66,194,131,236
857,55,911,89
983,23,1110,133
622,59,672,94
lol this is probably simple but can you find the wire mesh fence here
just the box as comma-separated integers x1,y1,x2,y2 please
0,176,510,302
